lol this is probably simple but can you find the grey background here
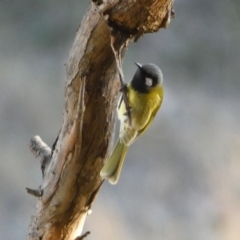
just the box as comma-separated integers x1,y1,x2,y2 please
1,1,240,239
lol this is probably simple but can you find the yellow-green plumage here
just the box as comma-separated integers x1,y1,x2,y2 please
100,140,128,184
100,63,164,184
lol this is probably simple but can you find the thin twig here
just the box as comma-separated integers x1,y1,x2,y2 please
26,187,43,198
110,30,132,125
74,231,90,240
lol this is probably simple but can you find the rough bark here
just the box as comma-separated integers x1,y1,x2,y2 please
27,1,174,239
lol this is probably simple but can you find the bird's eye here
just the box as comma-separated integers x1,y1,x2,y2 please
145,77,153,87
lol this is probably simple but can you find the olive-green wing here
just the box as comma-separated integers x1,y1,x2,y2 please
136,98,162,139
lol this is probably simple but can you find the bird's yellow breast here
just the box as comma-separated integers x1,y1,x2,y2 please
118,84,163,133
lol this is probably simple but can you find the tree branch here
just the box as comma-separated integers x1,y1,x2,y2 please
27,1,174,239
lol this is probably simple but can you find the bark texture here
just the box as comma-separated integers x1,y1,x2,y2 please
27,1,174,239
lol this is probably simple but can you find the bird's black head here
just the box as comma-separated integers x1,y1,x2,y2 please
130,63,163,93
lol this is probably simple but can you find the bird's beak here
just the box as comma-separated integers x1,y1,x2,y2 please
135,62,142,69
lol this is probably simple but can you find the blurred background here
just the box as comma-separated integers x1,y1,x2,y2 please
1,0,240,239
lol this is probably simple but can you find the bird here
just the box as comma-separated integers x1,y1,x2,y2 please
100,62,164,184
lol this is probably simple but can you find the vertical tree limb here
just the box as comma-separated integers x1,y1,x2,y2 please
27,1,174,239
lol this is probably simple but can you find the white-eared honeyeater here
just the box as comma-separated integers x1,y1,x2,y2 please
100,63,164,184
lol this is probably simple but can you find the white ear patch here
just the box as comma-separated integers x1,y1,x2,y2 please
145,77,153,87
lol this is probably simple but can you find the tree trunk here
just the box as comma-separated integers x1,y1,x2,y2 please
27,1,174,239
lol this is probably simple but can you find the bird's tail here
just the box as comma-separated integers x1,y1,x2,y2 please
100,140,128,184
